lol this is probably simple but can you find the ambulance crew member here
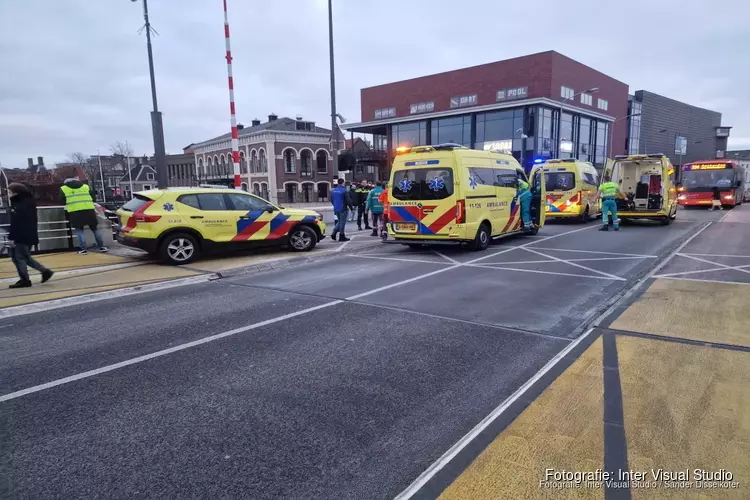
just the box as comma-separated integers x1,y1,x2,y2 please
517,176,533,232
366,182,385,238
599,175,624,231
378,182,390,240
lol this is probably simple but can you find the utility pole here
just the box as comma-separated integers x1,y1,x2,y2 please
135,0,168,189
327,0,339,177
222,0,242,190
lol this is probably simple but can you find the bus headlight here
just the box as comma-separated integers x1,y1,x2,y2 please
724,195,734,200
678,195,686,200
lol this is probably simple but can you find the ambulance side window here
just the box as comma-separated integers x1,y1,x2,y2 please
493,168,517,188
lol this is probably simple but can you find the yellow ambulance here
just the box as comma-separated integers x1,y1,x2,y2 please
387,144,546,250
542,159,601,222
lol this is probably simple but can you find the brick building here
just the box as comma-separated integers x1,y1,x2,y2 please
191,114,339,204
343,50,629,173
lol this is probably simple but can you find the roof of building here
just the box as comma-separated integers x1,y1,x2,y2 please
196,117,336,147
120,163,157,184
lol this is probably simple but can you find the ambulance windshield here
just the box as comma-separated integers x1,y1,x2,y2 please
392,168,454,201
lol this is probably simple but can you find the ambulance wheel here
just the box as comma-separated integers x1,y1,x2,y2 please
579,206,590,223
660,216,672,226
527,225,540,236
470,223,491,251
160,233,199,265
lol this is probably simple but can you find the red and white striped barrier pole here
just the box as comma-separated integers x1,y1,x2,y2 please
223,0,241,190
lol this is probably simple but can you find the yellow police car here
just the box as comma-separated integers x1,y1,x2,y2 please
116,187,326,264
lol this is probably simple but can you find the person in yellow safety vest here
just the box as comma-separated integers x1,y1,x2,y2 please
517,177,533,232
598,175,625,231
60,177,109,254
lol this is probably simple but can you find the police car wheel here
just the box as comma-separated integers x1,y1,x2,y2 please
470,224,491,251
288,225,317,252
161,233,199,265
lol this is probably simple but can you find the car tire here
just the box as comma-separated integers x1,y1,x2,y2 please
160,233,200,265
469,223,491,251
288,225,317,252
660,216,672,226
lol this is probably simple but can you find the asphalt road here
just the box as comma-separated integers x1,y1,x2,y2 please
0,207,726,499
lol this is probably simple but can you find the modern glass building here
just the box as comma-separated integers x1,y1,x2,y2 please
342,51,630,174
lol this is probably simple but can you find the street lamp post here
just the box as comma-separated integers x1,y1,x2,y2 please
327,0,340,178
515,127,528,168
133,0,168,189
558,87,599,158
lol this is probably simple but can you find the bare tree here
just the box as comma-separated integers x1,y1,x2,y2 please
66,152,97,182
110,141,133,158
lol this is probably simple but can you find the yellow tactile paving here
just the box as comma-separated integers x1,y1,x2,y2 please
617,335,750,499
610,279,750,347
0,265,199,308
0,252,138,279
185,248,330,272
439,337,604,500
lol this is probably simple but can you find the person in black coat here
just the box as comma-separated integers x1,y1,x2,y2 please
7,183,54,288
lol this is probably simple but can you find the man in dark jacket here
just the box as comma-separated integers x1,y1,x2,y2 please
355,181,372,231
330,178,353,242
7,183,54,288
60,177,108,254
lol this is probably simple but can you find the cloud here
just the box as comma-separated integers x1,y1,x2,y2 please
1,0,748,168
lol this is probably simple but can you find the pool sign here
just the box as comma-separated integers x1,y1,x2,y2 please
496,86,529,102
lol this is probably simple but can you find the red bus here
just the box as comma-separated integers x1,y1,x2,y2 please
678,160,745,208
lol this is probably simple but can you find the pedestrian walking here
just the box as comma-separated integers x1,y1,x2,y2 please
60,177,109,254
7,183,54,289
710,186,723,211
346,183,357,222
366,182,385,237
330,178,353,242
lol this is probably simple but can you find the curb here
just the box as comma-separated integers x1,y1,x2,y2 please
215,239,384,279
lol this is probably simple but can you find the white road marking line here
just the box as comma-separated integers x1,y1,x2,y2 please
529,247,658,258
677,253,750,275
0,300,344,403
473,259,556,265
651,276,750,286
523,247,625,281
0,225,599,402
433,250,460,265
0,324,13,329
719,211,730,222
348,254,446,266
467,264,620,281
335,235,357,252
393,328,596,500
682,253,750,258
652,267,747,278
592,221,713,327
565,256,656,262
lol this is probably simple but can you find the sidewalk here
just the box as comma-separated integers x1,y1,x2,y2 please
431,211,750,499
0,235,382,311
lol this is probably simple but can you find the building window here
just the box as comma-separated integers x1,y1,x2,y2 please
260,183,269,200
597,99,608,111
143,184,153,191
581,93,593,106
430,116,471,147
476,109,525,153
240,152,247,174
560,112,574,159
284,150,296,173
300,150,312,176
561,86,575,100
367,165,376,174
250,150,258,173
536,107,556,156
252,182,261,197
197,158,205,178
285,183,298,203
259,149,267,173
108,177,118,188
627,100,642,155
302,183,315,203
579,117,592,162
316,151,328,174
241,182,248,192
594,121,608,165
392,121,427,150
146,172,155,181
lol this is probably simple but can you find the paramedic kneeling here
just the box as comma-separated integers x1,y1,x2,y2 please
599,175,624,231
517,178,533,233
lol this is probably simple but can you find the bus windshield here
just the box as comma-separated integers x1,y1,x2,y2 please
681,167,736,191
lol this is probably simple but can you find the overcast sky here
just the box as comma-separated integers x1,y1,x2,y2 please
1,0,748,168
